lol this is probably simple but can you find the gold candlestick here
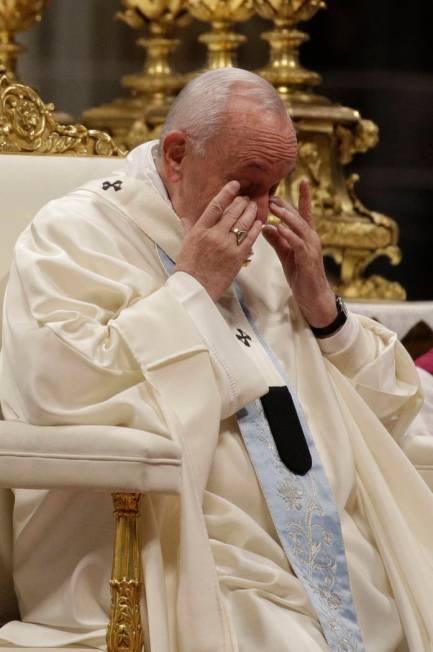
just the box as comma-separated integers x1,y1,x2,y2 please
254,0,325,106
188,0,254,70
0,0,51,78
119,0,189,138
254,0,405,300
84,1,189,147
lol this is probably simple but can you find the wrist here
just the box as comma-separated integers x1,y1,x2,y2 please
302,290,338,329
174,266,219,301
309,295,348,338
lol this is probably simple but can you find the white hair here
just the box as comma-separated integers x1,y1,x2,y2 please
159,68,288,156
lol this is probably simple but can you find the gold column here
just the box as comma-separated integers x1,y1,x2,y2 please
83,0,189,149
107,493,145,652
0,0,50,79
187,0,254,70
254,0,405,300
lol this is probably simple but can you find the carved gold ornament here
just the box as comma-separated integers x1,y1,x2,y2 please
0,69,124,156
187,0,254,69
254,0,326,24
118,0,187,28
0,0,50,77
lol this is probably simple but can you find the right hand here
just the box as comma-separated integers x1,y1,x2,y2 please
175,181,262,301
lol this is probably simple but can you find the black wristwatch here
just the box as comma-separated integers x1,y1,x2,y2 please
310,295,348,338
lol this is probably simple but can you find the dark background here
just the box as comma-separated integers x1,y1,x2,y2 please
19,0,433,299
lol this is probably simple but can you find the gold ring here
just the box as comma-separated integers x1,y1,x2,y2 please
230,227,248,246
242,251,254,267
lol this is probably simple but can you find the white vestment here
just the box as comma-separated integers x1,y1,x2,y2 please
1,142,433,652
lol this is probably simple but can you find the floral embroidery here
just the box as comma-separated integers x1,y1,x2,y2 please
277,472,340,611
255,411,277,452
328,619,359,652
247,399,363,651
277,476,303,510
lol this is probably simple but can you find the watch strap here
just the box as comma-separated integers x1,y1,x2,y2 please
310,296,348,338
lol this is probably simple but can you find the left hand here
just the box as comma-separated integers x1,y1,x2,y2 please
262,181,337,328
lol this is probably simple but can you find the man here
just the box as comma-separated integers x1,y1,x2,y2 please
1,68,432,651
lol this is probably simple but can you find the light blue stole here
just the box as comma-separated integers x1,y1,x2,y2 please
158,246,365,652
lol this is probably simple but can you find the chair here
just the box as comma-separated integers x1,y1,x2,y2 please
0,70,181,651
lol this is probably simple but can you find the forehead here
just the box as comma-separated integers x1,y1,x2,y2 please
221,104,297,173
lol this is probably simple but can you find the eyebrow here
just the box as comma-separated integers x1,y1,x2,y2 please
244,162,268,173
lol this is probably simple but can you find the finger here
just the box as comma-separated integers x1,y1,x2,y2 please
269,201,308,239
298,180,315,229
218,195,250,230
276,222,305,254
239,219,262,252
262,225,292,259
198,180,240,227
269,195,295,211
222,199,258,235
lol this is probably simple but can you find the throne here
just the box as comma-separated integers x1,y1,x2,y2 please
0,71,181,651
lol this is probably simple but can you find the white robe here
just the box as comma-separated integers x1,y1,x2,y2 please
0,143,432,652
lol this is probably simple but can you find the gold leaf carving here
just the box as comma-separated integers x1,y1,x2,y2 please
0,71,124,156
337,120,379,165
188,0,254,23
118,0,189,31
112,492,142,515
107,580,144,652
254,0,326,25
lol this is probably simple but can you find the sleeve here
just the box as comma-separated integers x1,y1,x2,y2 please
1,198,265,426
317,313,423,439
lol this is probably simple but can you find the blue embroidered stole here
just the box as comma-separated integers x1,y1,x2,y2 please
158,246,365,652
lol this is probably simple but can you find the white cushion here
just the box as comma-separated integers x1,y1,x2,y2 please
0,421,181,494
0,154,123,281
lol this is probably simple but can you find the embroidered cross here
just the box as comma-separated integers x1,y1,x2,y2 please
236,328,252,347
102,180,123,192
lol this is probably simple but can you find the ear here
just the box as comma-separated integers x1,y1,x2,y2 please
162,131,188,182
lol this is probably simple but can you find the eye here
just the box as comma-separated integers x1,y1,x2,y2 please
240,184,256,196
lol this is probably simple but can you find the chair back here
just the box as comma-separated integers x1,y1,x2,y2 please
0,70,125,284
0,70,126,627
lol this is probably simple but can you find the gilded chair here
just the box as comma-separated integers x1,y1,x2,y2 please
0,70,181,651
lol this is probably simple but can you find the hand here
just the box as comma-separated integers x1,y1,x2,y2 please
175,181,262,301
262,181,337,328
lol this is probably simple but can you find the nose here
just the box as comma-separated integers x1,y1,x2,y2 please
255,195,271,224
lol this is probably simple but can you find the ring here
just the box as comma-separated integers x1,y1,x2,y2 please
242,251,254,267
230,227,248,246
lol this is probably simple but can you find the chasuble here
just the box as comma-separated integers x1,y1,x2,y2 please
0,142,432,652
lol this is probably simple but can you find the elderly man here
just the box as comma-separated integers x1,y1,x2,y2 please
1,68,432,652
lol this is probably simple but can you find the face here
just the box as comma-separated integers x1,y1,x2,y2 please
159,99,297,230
